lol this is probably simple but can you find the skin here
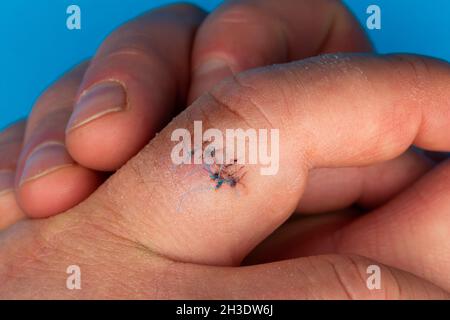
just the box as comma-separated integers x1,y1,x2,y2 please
4,0,379,219
0,0,449,299
3,0,431,220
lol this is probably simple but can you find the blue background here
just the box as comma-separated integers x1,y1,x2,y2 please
1,0,449,129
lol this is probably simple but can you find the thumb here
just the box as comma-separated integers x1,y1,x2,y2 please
85,53,450,266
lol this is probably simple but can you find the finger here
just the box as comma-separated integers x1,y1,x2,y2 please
0,121,26,229
85,54,450,267
201,255,449,299
273,161,450,292
189,0,371,101
243,208,360,265
16,63,103,218
65,4,206,171
298,149,432,213
326,160,450,292
191,0,424,216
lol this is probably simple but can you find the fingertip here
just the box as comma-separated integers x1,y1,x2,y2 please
66,111,153,171
17,166,102,219
64,3,207,171
0,190,26,230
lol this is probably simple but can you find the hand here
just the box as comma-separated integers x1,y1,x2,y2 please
1,0,375,223
1,0,449,299
1,53,450,299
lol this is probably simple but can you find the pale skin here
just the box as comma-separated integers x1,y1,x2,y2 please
0,0,450,299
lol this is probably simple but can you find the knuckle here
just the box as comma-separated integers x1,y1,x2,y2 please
317,254,397,300
395,55,433,83
97,43,175,81
208,72,276,129
387,55,436,96
214,2,268,25
103,42,163,63
321,255,370,299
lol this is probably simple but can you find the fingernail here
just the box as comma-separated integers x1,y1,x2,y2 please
67,81,127,132
20,142,74,186
0,170,14,197
194,58,233,78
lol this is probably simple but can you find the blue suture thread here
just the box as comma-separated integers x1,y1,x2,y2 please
203,162,238,190
171,145,239,189
176,149,243,213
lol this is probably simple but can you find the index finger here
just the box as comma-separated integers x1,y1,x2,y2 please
65,4,206,171
87,54,450,267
